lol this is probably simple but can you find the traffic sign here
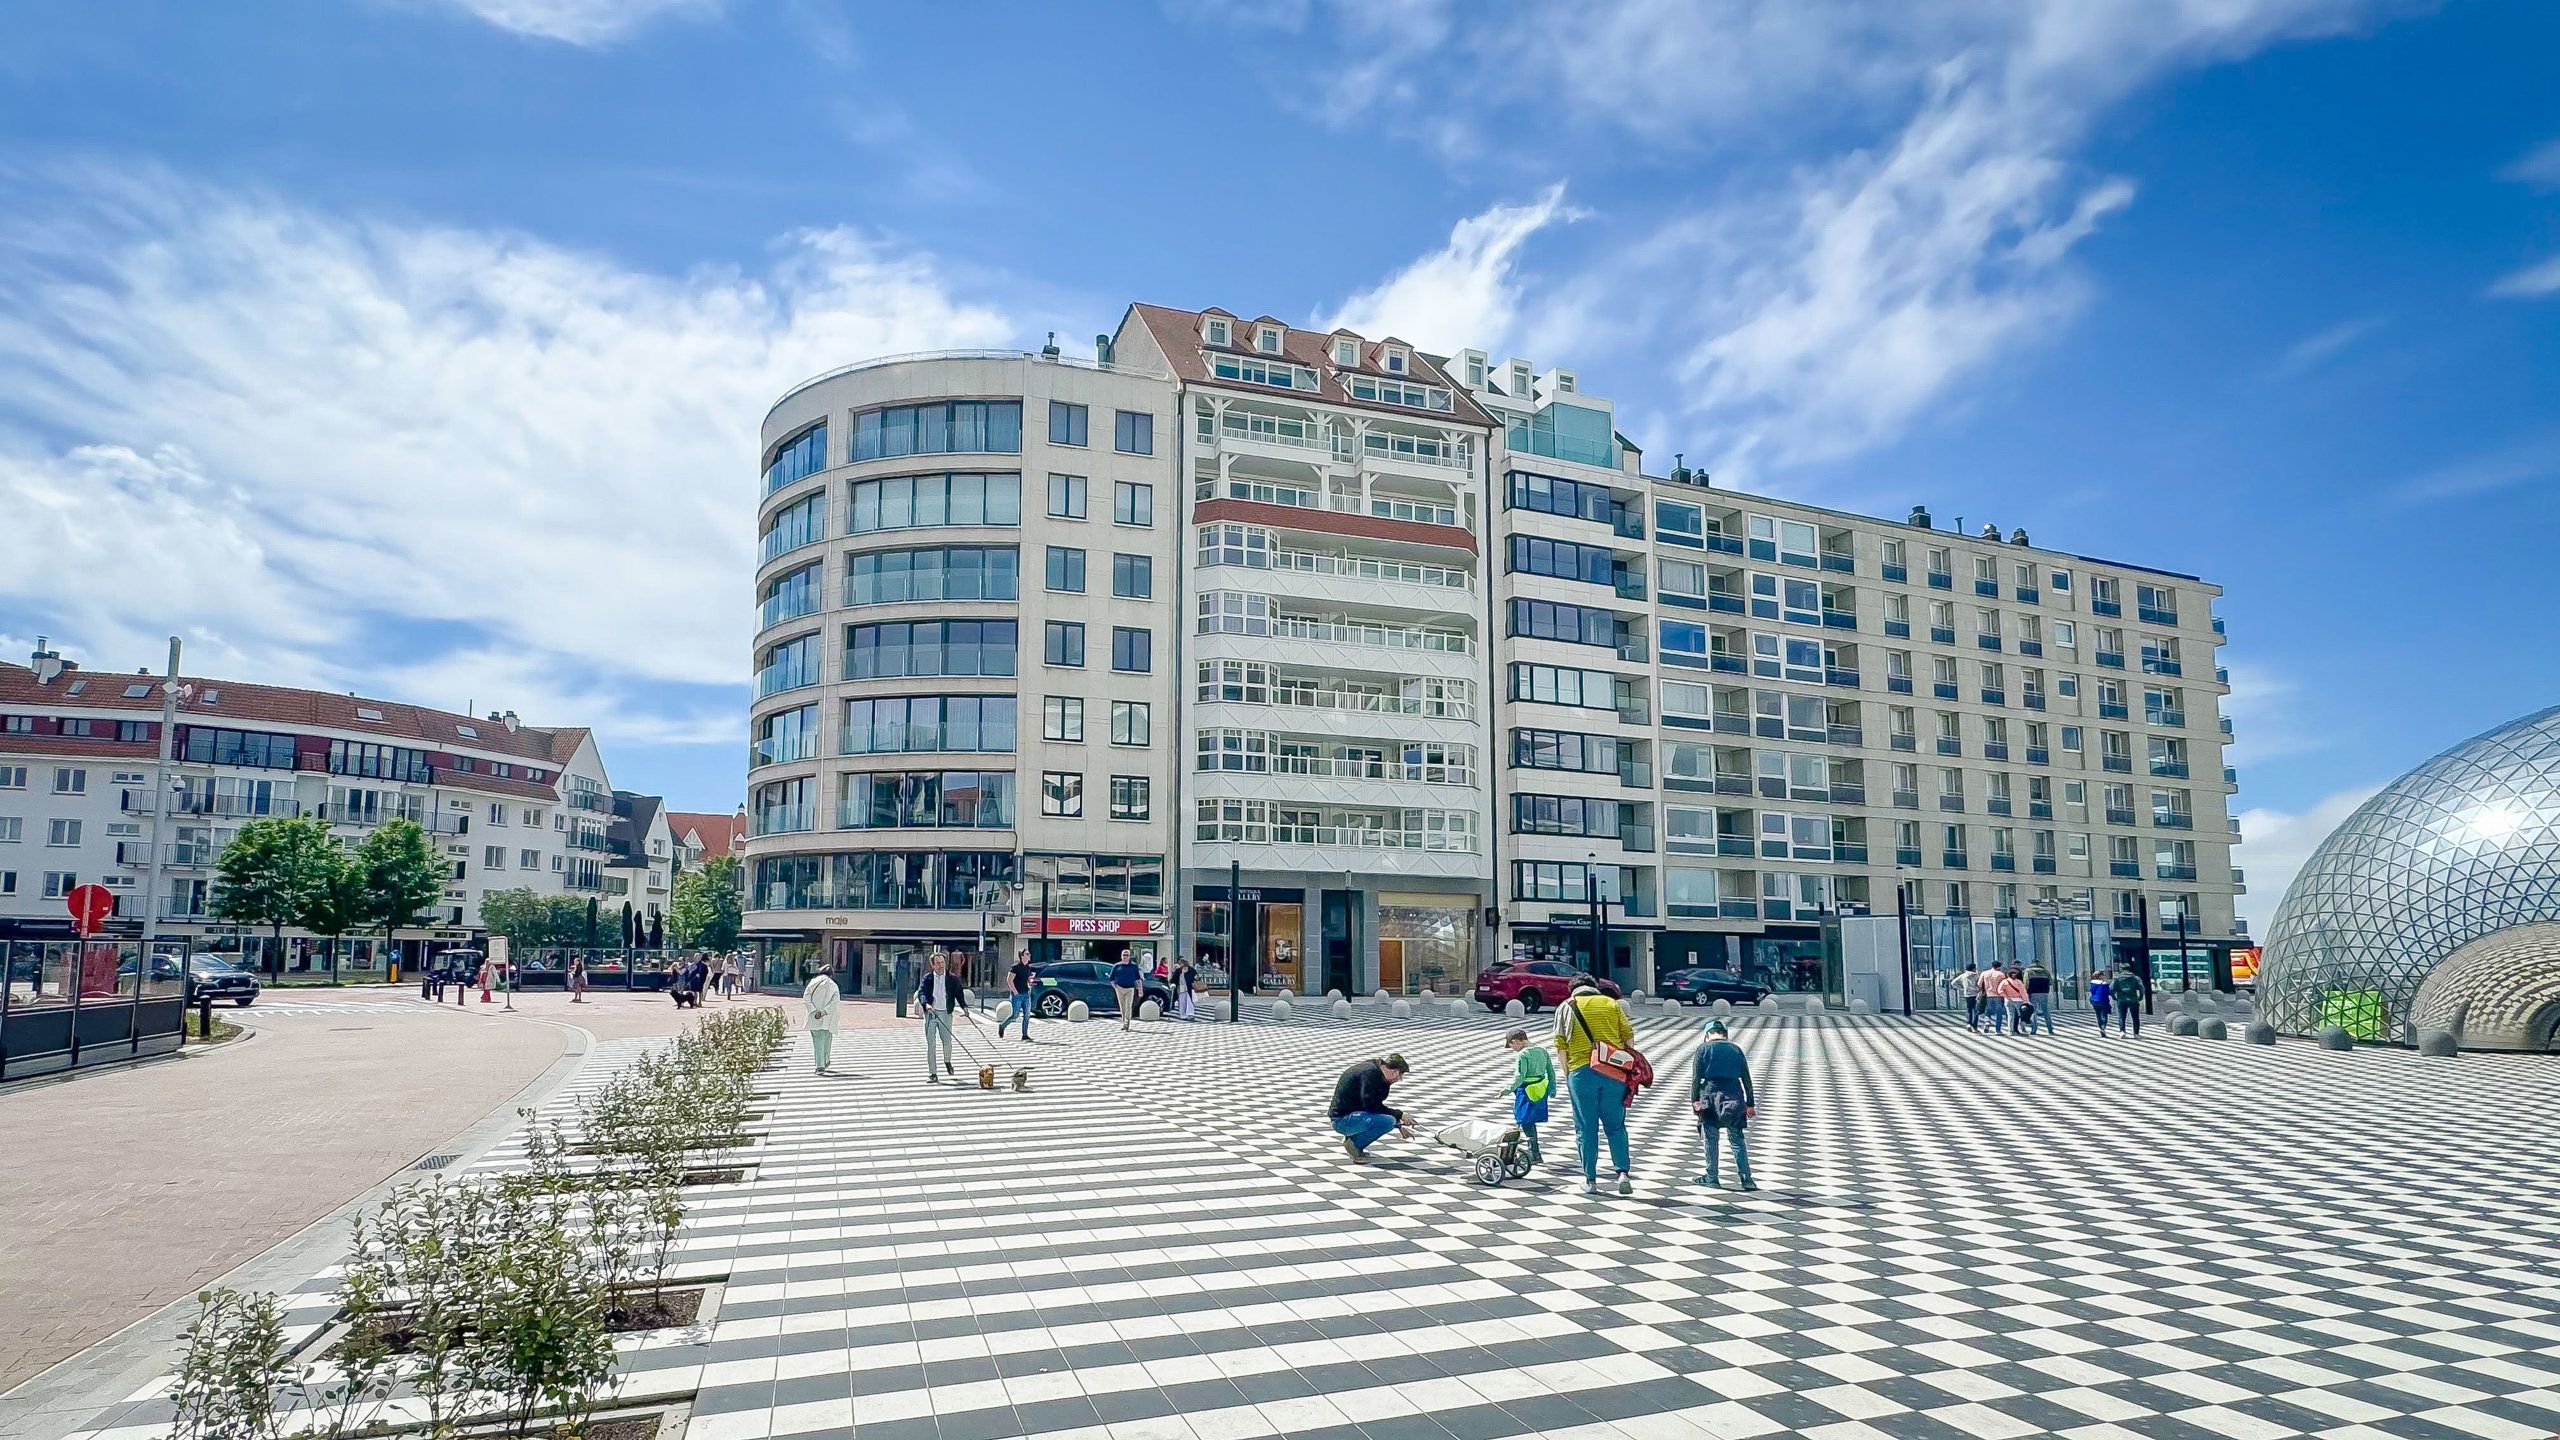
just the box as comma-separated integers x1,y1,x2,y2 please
65,883,116,936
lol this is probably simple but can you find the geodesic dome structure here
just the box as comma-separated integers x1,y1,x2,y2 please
2257,705,2560,1049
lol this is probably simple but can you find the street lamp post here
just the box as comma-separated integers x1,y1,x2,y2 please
1228,858,1243,1024
1584,853,1607,981
2135,894,2156,1016
1893,869,1915,1018
136,637,182,1044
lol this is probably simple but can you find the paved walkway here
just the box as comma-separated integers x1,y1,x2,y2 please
49,1002,2560,1440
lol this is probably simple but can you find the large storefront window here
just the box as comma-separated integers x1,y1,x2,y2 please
1195,887,1303,994
1378,894,1477,994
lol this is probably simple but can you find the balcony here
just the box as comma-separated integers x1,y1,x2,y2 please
1266,689,1476,722
2143,657,2184,678
1272,753,1475,786
1709,653,1746,675
117,841,211,869
422,812,471,835
1824,667,1860,688
1976,634,2002,652
1936,738,1962,757
1933,682,1959,701
1614,574,1649,602
1887,676,1913,695
2138,606,2180,626
1980,690,2005,708
2223,766,2240,785
1272,616,1473,656
2109,860,2141,878
1616,698,1652,727
753,806,816,836
1891,790,1920,809
2105,807,2137,826
2156,863,2198,881
1883,619,1910,638
2032,856,2057,874
2153,812,2193,830
1706,592,1745,615
1822,609,1858,630
1895,846,1923,867
2216,666,2230,684
1942,850,1970,869
1713,774,1752,796
2017,588,2040,605
1929,626,1957,645
1926,571,1953,590
1829,782,1866,805
1986,797,2012,816
2018,640,2043,657
1881,563,1908,583
568,830,616,851
2150,760,2190,779
1718,899,1759,920
1938,795,1965,812
567,790,613,813
1713,710,1751,735
2025,746,2050,766
1835,842,1870,863
124,791,303,820
2213,617,2227,638
2022,692,2046,710
2232,866,2247,886
1890,733,1916,752
2095,651,2125,670
1710,835,1752,857
1990,854,2016,872
1271,548,1472,591
1982,742,2009,761
1618,760,1653,788
1706,533,1743,556
2091,598,2122,617
2102,755,2132,774
2098,702,2129,720
2028,801,2053,820
1827,724,1864,747
1618,823,1656,853
1975,579,2000,597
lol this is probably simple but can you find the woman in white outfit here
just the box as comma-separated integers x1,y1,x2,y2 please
803,969,840,1073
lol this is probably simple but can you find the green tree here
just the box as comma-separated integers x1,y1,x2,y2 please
212,816,338,978
295,843,366,985
476,888,555,949
668,855,742,950
354,819,444,971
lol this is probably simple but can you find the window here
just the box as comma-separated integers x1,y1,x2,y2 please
850,400,1022,461
484,845,506,869
847,471,1020,532
1042,771,1084,817
1048,401,1087,447
181,727,299,770
1110,701,1151,747
1508,534,1618,586
1111,627,1153,673
519,849,541,869
1511,729,1624,776
761,421,827,495
0,873,12,895
0,818,19,842
840,696,1018,754
0,766,23,789
44,872,79,899
756,633,824,695
1047,473,1087,519
47,818,80,847
837,772,1016,830
1511,597,1622,648
54,767,86,795
1046,545,1086,593
1204,316,1230,346
845,545,1019,605
1112,553,1152,598
1045,621,1085,667
1255,324,1282,354
1044,696,1085,743
761,561,824,627
1110,776,1151,821
1508,663,1621,710
1114,410,1154,455
843,620,1018,679
487,803,508,825
1333,336,1359,366
1349,374,1453,411
1113,480,1154,527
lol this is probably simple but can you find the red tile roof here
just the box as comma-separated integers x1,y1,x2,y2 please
0,661,576,764
669,810,746,859
1118,303,1496,428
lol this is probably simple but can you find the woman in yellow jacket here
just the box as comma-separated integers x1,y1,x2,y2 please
1552,981,1635,1195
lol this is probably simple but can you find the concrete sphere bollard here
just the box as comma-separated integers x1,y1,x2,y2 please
1711,998,1734,1016
1138,999,1163,1022
1848,998,1873,1015
1275,988,1295,1001
1326,989,1344,1003
2245,1021,2278,1045
1271,998,1295,1022
2167,1015,2199,1036
2417,1029,2459,1057
1757,996,1785,1011
2319,1025,2354,1051
2198,1017,2227,1041
1391,998,1413,1019
1630,990,1648,1005
961,987,978,1010
1373,987,1391,1002
1066,999,1091,1024
1661,997,1682,1012
1504,997,1526,1018
1333,998,1353,1019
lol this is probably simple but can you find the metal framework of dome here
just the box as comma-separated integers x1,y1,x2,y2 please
2257,704,2560,1049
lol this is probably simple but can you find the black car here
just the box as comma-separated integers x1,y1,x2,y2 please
1028,961,1175,1019
1658,967,1769,1007
121,954,263,1006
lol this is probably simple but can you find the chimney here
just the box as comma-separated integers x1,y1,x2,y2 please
1907,505,1932,529
29,637,66,685
1039,331,1060,360
2009,528,2030,546
503,710,521,732
1979,523,2001,540
1094,333,1114,365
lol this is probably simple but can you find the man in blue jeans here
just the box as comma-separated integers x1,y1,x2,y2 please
997,945,1037,1041
1328,1054,1414,1163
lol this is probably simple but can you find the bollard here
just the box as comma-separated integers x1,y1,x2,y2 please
1504,997,1525,1018
1272,998,1295,1022
2416,1029,2458,1057
1066,1000,1091,1023
2318,1025,2353,1051
2197,1017,2227,1041
2245,1021,2278,1045
1391,999,1412,1019
1332,998,1353,1019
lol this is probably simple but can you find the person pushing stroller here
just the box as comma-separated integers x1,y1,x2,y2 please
1503,1029,1551,1165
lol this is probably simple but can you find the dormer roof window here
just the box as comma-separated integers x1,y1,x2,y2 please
1255,324,1283,354
1202,316,1230,347
1383,346,1407,374
1332,336,1359,367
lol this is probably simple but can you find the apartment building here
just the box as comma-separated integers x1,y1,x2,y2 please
0,643,629,971
745,349,1182,993
605,790,675,932
1462,357,2241,993
743,313,2242,999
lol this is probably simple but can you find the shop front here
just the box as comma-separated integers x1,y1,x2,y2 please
1375,893,1481,996
1019,914,1166,977
1193,885,1305,994
1504,919,1650,992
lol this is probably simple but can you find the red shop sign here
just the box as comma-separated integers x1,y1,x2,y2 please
1018,916,1168,937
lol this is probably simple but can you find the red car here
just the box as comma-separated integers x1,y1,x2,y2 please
1475,960,1594,1012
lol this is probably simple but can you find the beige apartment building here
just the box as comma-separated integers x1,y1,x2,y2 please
744,317,2242,999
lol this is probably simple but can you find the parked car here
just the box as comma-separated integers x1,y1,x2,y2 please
1029,961,1175,1018
122,953,262,1006
1658,967,1770,1007
1475,960,1593,1013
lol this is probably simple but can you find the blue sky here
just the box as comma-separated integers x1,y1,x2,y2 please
0,0,2553,932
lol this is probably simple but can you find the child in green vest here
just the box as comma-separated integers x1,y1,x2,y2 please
1505,1029,1553,1164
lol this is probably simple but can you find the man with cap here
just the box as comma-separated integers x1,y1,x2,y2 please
1690,1019,1758,1190
1327,1053,1415,1163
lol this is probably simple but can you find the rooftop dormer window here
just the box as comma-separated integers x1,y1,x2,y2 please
1383,347,1406,373
1255,325,1282,354
1203,316,1230,347
1333,337,1358,367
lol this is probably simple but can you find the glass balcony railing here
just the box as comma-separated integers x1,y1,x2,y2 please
1974,579,2000,597
1835,842,1870,863
1891,790,1920,809
2157,863,2198,881
2025,746,2050,766
2095,651,2126,670
2032,856,2057,874
1271,616,1473,654
2098,702,2129,720
2018,640,2043,657
2091,598,2122,617
1887,675,1913,694
1981,690,2005,708
1990,854,2016,872
1890,733,1916,752
1895,846,1923,867
1926,571,1953,590
2022,692,2046,710
1986,797,2013,816
2138,606,2179,626
2016,587,2039,604
753,805,816,836
1929,626,1957,645
1932,682,1959,700
1976,634,2002,651
1271,549,1472,590
1938,795,1965,812
1822,610,1858,629
1820,551,1855,574
1942,850,1970,868
1883,619,1910,638
2105,807,2138,825
1881,563,1908,582
2109,860,2142,878
1824,667,1860,688
2150,760,2190,779
2153,812,2193,830
1936,738,1962,756
2148,709,2186,728
2143,657,2184,677
2102,755,2133,773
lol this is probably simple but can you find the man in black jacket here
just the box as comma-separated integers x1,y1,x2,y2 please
1328,1054,1414,1163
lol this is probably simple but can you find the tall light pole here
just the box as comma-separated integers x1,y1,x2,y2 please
136,638,182,1010
1893,867,1915,1017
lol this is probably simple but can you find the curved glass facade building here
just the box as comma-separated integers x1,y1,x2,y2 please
2257,705,2560,1049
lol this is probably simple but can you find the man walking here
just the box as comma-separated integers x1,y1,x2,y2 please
1958,963,1982,1031
1109,951,1143,1031
2025,961,2056,1036
2112,961,2146,1036
803,966,839,1074
1328,1053,1415,1163
1691,1019,1757,1191
997,945,1037,1040
916,952,962,1081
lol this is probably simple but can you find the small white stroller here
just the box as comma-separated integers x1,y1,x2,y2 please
1435,1119,1534,1186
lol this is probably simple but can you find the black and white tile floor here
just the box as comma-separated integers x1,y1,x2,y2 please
75,1008,2560,1440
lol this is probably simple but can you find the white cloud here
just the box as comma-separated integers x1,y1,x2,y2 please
2487,254,2560,299
1276,0,2414,479
407,0,721,45
2503,136,2560,190
2233,785,2381,939
2269,314,2385,379
1322,185,1578,354
2389,434,2560,504
0,165,1014,759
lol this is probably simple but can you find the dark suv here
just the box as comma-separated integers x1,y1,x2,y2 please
1658,967,1770,1007
1029,961,1176,1018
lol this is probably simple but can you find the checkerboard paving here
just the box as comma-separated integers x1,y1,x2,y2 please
66,1005,2560,1440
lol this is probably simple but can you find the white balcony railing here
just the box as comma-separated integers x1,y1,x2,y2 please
1269,549,1471,590
1242,689,1477,723
1271,616,1473,655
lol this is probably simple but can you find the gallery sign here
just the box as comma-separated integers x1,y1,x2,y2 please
1019,916,1168,937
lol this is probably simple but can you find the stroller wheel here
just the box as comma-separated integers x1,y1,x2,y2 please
1475,1155,1504,1186
1509,1155,1534,1178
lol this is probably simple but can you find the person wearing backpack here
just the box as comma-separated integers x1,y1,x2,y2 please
1551,981,1638,1196
2024,962,2056,1036
1503,1029,1552,1165
2112,961,2147,1036
1691,1019,1757,1190
2088,967,2113,1035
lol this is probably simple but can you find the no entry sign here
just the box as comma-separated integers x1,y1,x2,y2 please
65,883,115,936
